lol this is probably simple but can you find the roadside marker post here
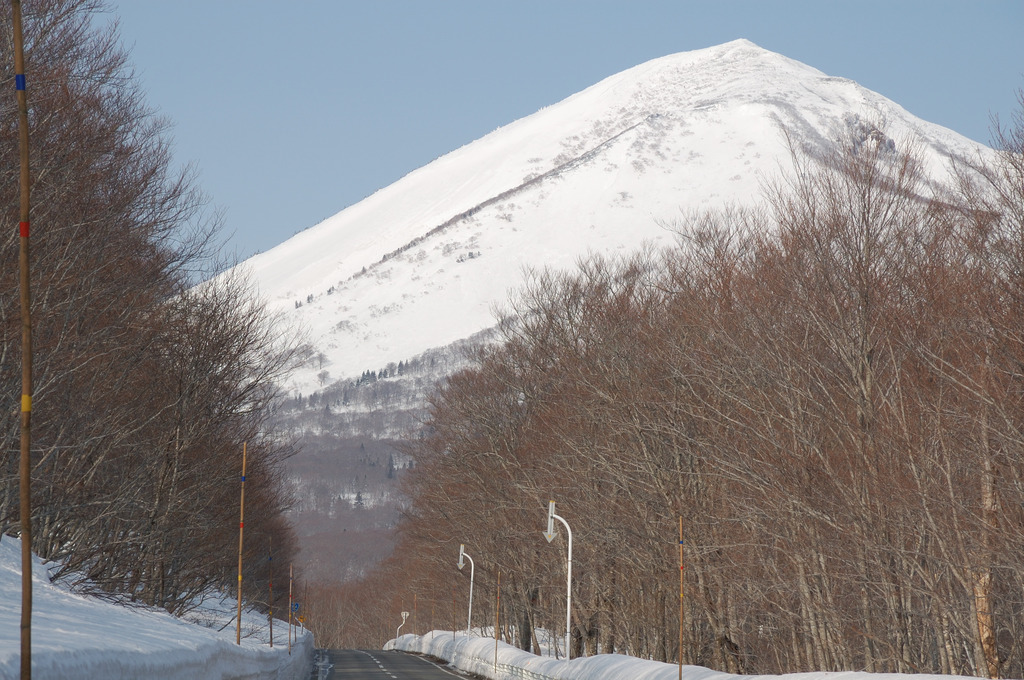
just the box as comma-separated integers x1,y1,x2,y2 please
236,443,247,645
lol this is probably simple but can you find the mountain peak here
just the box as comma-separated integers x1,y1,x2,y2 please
582,38,833,120
234,41,986,394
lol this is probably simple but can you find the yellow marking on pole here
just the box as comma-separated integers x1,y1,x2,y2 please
236,442,247,645
21,395,30,412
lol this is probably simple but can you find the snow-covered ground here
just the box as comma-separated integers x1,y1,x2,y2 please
390,631,980,680
0,536,313,680
0,529,987,680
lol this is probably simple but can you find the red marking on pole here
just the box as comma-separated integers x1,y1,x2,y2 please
19,222,29,237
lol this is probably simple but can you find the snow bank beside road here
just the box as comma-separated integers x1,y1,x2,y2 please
0,536,312,679
391,631,977,680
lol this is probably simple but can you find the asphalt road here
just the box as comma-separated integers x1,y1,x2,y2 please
311,649,470,679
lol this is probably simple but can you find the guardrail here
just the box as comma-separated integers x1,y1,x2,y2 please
492,661,550,680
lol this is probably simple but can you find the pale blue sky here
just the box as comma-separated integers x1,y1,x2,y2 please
106,1,1024,261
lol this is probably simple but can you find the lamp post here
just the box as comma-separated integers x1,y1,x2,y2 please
543,500,573,659
397,611,409,644
457,544,475,635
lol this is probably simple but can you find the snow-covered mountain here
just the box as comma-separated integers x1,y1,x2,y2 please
236,39,984,396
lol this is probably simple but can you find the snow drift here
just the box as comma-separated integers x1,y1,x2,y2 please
391,631,978,680
0,536,313,680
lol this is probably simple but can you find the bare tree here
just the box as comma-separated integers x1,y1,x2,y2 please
1,0,302,614
316,106,1024,677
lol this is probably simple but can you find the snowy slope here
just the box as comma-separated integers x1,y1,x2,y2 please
392,632,977,680
235,39,987,395
0,537,313,680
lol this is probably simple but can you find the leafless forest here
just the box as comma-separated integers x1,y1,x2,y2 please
1,1,301,614
277,331,488,585
308,108,1024,678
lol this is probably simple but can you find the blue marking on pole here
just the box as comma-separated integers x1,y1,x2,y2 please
15,74,26,90
240,475,246,482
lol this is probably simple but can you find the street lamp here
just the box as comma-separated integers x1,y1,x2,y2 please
457,544,475,636
396,610,409,644
543,500,573,660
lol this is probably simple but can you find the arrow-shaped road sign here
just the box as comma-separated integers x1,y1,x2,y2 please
543,500,558,542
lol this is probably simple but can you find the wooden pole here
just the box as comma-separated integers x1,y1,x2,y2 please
494,570,500,672
236,442,247,645
268,542,274,647
300,579,307,635
288,564,293,655
11,2,34,677
679,516,684,680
